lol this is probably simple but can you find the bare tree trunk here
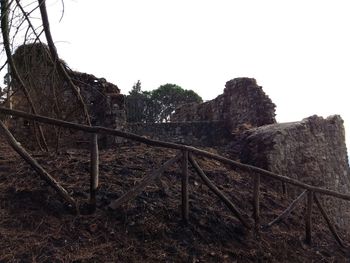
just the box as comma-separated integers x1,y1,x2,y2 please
0,120,77,208
1,0,49,151
38,0,92,126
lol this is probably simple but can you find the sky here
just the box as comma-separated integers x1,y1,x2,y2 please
46,0,350,147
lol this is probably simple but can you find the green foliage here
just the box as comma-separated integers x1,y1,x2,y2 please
129,80,142,96
151,83,202,122
126,80,154,123
126,81,202,123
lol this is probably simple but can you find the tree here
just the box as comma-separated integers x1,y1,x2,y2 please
126,80,155,123
151,84,202,122
126,82,202,123
129,80,142,96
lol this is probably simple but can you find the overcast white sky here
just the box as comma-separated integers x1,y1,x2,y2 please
47,0,349,146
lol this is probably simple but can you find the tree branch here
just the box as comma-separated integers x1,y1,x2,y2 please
1,0,48,151
38,0,92,126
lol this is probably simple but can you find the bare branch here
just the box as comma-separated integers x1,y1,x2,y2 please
38,0,92,126
0,60,8,71
15,0,43,43
1,0,48,151
59,0,64,22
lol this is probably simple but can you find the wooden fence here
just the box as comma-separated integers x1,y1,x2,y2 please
0,106,348,248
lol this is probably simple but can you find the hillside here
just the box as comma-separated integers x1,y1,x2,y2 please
0,137,349,262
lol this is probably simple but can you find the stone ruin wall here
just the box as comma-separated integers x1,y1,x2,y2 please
11,43,125,128
127,121,232,147
127,78,277,146
234,115,350,231
166,77,350,233
8,43,126,148
72,72,125,130
171,78,277,131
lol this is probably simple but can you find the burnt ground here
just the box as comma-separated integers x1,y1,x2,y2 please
0,137,350,262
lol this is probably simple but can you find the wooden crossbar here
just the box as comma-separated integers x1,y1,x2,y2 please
188,154,251,229
109,154,182,209
264,190,307,229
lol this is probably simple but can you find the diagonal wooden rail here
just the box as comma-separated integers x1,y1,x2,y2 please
0,106,348,248
188,154,251,229
263,190,307,229
109,153,182,210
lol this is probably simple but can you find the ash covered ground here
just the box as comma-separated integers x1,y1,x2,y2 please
0,138,349,262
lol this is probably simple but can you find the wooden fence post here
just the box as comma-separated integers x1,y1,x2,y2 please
305,190,313,245
282,182,287,197
253,174,261,237
90,133,99,208
182,150,189,224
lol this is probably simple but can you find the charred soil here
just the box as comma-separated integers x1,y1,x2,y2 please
0,138,349,262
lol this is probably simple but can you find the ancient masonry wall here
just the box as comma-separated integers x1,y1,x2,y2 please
141,77,350,232
127,121,232,147
127,78,276,146
235,115,350,230
171,78,277,131
10,43,126,148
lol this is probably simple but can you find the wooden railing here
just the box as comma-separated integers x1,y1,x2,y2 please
0,106,348,248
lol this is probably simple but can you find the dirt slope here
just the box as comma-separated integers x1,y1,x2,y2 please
0,138,349,262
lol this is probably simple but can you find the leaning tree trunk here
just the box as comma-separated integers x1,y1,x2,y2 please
1,0,48,151
38,0,92,126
